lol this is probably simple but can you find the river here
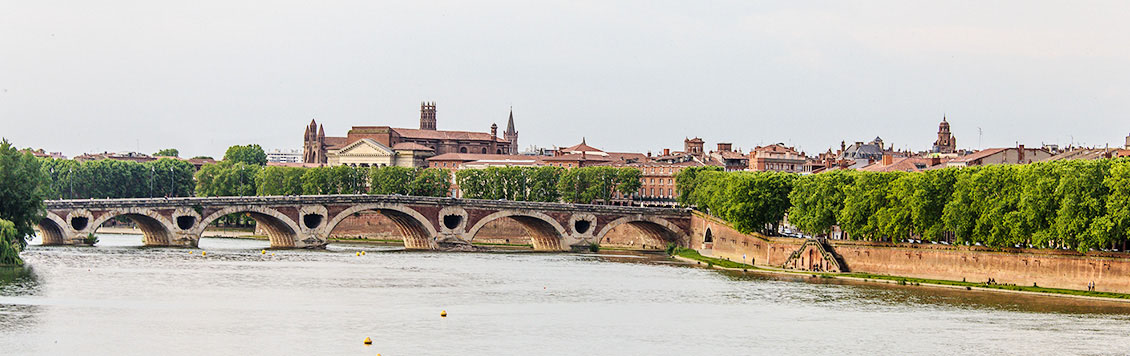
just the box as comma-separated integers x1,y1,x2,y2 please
1,233,1129,355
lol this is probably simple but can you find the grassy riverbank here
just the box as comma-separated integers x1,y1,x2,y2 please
670,247,1130,301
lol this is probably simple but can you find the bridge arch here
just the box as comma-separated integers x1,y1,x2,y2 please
38,211,69,245
325,204,437,249
198,206,302,248
466,211,568,251
594,216,688,250
89,208,177,246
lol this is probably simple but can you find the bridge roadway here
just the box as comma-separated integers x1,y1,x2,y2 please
39,195,693,251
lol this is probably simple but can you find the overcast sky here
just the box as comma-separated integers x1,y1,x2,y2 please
2,1,1128,159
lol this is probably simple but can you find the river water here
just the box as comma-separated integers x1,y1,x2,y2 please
2,234,1129,356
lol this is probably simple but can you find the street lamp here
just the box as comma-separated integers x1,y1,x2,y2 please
150,166,155,198
168,166,174,197
68,168,74,199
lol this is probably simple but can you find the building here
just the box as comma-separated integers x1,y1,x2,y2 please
709,143,749,171
684,137,706,159
302,102,516,167
749,144,809,173
266,149,302,163
945,145,1052,167
21,149,66,160
1042,147,1130,161
860,155,943,172
932,117,957,153
838,137,890,162
1125,132,1130,150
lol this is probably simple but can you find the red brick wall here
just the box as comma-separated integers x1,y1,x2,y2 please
690,212,1130,293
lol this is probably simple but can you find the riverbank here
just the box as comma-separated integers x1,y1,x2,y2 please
670,247,1130,303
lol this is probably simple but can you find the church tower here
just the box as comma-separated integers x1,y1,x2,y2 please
303,119,319,163
504,108,518,154
420,101,437,130
933,116,957,153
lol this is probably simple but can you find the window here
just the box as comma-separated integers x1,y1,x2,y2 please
460,147,468,153
481,148,487,154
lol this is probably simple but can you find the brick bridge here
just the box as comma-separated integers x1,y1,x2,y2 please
39,195,692,251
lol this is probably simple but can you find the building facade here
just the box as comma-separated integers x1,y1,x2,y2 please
946,145,1052,167
302,102,516,167
749,144,808,173
266,149,302,163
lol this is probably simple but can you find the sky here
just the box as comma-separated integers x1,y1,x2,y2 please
2,1,1129,159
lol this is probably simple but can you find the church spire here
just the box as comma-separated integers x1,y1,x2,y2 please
506,107,516,133
503,106,518,155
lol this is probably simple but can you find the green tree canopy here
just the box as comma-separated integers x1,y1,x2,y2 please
223,144,267,166
154,148,179,157
0,139,49,253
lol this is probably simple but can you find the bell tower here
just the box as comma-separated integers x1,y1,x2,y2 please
420,102,437,130
933,116,957,153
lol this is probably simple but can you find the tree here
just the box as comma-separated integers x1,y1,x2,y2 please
0,139,49,255
675,166,723,206
255,166,305,196
145,158,195,197
223,144,267,166
410,168,451,197
301,167,334,195
195,162,260,196
787,170,854,236
370,166,415,195
154,148,179,157
1,219,21,266
838,171,903,241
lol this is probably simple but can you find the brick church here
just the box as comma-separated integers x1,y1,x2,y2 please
303,102,518,167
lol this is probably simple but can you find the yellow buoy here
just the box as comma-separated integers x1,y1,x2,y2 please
271,253,275,256
201,251,207,256
361,251,366,256
261,250,266,254
188,251,193,254
363,336,372,345
356,251,361,256
441,310,447,317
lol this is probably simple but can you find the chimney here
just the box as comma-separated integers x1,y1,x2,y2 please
882,154,893,166
1018,144,1025,163
930,157,941,167
663,148,670,156
717,143,732,152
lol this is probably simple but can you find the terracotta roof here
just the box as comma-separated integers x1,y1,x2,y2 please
392,128,507,143
859,157,936,172
949,148,1008,163
391,142,435,151
427,153,542,162
606,152,650,163
543,153,612,162
561,138,607,155
1043,148,1130,161
717,151,748,159
324,137,349,149
267,162,324,168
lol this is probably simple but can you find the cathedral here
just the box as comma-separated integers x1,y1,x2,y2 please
932,116,957,153
302,102,518,167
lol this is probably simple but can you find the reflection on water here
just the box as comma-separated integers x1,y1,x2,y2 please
1,234,1129,355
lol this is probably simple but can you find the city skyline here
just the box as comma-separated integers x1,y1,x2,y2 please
3,1,1129,158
